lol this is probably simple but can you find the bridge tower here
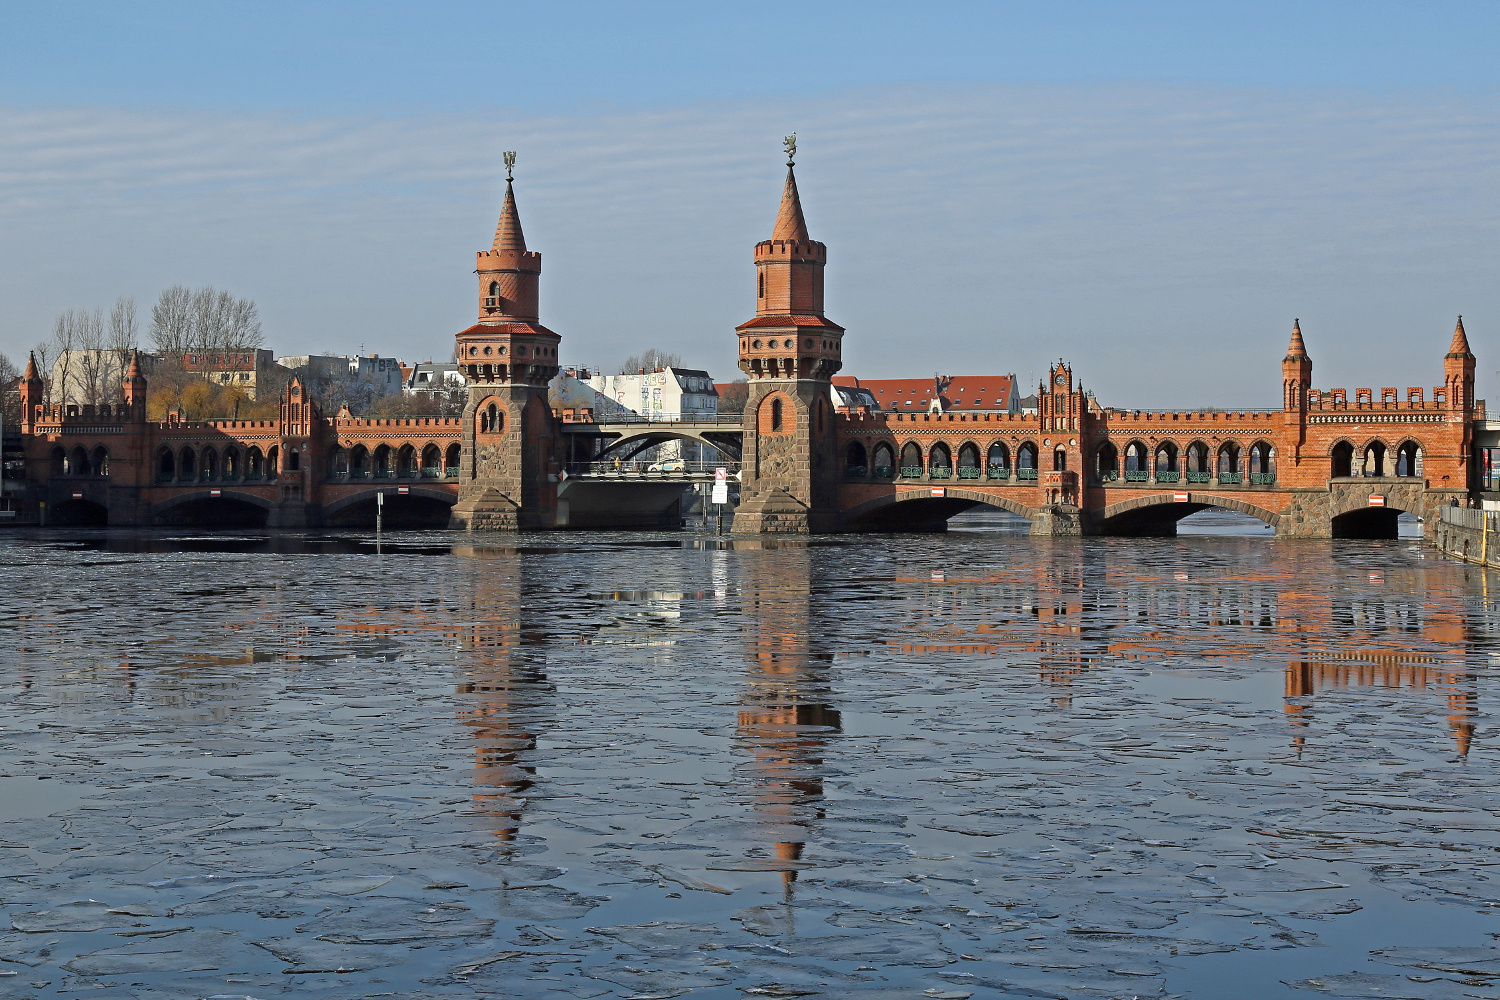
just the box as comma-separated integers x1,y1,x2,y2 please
733,144,844,533
449,158,561,531
1281,319,1312,461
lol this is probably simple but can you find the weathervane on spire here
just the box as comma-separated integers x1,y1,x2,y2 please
503,151,517,182
783,133,796,166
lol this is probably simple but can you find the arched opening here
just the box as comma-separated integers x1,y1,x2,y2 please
91,446,109,478
286,450,300,473
157,497,269,528
157,448,175,482
349,445,369,478
1217,442,1242,483
928,442,952,478
50,446,66,478
1248,441,1276,483
1331,441,1354,478
178,447,197,482
246,446,264,481
49,499,108,526
222,446,240,481
1095,442,1118,481
445,443,461,477
201,447,219,482
1395,441,1422,477
396,444,417,478
1017,442,1038,480
1052,446,1067,472
957,442,981,479
987,441,1010,479
1123,441,1149,480
266,446,279,479
1332,505,1403,539
845,441,868,477
900,442,924,478
421,444,442,478
330,447,349,479
872,442,896,479
488,280,500,298
1184,441,1211,481
325,493,455,530
1362,441,1388,477
1154,442,1179,481
481,402,502,434
373,444,392,479
69,446,90,477
770,398,783,432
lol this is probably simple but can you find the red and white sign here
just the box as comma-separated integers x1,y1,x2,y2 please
931,487,946,497
71,492,82,499
1368,495,1386,507
714,467,728,483
398,486,410,495
210,489,221,497
1174,492,1190,502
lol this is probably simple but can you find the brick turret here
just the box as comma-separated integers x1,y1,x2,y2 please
734,141,842,533
450,155,560,531
1282,319,1312,412
1445,315,1475,412
122,352,147,418
19,352,43,433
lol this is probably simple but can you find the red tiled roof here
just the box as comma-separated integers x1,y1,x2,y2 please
735,315,845,331
832,374,1018,411
455,322,559,339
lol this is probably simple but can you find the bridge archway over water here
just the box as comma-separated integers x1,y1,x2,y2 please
323,488,457,530
152,491,272,528
49,498,109,526
1092,494,1281,537
839,489,1037,533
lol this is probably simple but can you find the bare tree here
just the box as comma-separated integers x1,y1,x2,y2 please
0,350,19,427
619,348,682,374
150,285,196,356
150,285,262,356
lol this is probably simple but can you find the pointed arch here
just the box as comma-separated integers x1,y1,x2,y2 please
872,441,896,478
899,441,924,477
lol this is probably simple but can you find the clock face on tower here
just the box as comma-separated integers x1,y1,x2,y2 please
1055,373,1067,387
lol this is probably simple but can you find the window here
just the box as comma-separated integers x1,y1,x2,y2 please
771,398,783,431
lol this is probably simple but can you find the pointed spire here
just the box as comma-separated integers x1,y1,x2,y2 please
491,180,527,252
1448,315,1473,358
125,351,143,380
22,352,38,380
1285,318,1308,359
772,165,809,243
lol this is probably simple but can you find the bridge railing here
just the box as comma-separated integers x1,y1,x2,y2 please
572,413,745,426
565,460,742,477
1440,506,1492,531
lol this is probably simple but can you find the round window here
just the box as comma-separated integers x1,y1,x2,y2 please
483,345,492,356
751,339,762,349
498,346,507,355
468,346,477,356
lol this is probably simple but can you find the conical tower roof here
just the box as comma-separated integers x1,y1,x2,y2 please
772,165,809,243
125,351,143,380
491,181,527,252
23,352,38,380
1448,315,1473,358
1285,319,1308,360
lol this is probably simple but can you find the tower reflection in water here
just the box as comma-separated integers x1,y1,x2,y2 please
734,543,841,899
452,546,553,845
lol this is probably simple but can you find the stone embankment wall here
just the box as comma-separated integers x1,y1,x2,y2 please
1435,507,1500,566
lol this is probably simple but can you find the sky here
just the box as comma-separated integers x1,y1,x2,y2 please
2,1,1498,406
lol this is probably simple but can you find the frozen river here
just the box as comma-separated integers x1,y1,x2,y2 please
2,513,1499,999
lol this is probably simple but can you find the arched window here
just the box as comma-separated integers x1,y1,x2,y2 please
157,448,175,482
70,446,90,477
267,446,279,479
246,447,263,480
286,450,300,472
350,445,369,478
1153,442,1178,481
1124,441,1149,475
1362,440,1388,477
1396,441,1421,477
758,272,765,299
957,442,980,479
421,444,442,477
1249,441,1275,481
1053,446,1067,471
1217,442,1242,480
179,447,196,481
987,441,1010,471
201,447,219,481
396,444,416,478
900,442,923,477
446,443,461,476
1095,442,1118,481
1017,442,1038,469
331,447,349,478
373,444,392,479
1185,441,1210,475
50,446,66,478
488,280,500,298
928,442,952,478
872,442,896,478
845,441,867,476
222,447,240,480
771,397,783,432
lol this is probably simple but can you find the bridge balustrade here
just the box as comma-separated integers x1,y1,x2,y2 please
1218,472,1242,484
1186,471,1211,483
1016,468,1038,481
899,466,923,479
987,466,1010,480
873,466,895,480
930,467,952,480
845,465,867,478
1250,472,1276,485
957,467,980,479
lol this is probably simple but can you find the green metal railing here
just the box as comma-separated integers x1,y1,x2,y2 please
1016,468,1038,481
1124,470,1149,482
930,467,952,479
1186,471,1211,483
846,465,868,478
987,467,1010,480
1218,471,1242,484
957,467,980,479
873,466,895,479
445,466,460,478
1156,471,1180,483
1099,470,1119,482
900,466,924,478
1250,472,1276,485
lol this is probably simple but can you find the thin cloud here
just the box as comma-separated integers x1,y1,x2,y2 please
1,83,1497,405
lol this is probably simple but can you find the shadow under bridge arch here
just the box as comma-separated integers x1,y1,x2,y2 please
322,487,459,530
151,490,273,528
838,488,1038,533
1091,494,1281,537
